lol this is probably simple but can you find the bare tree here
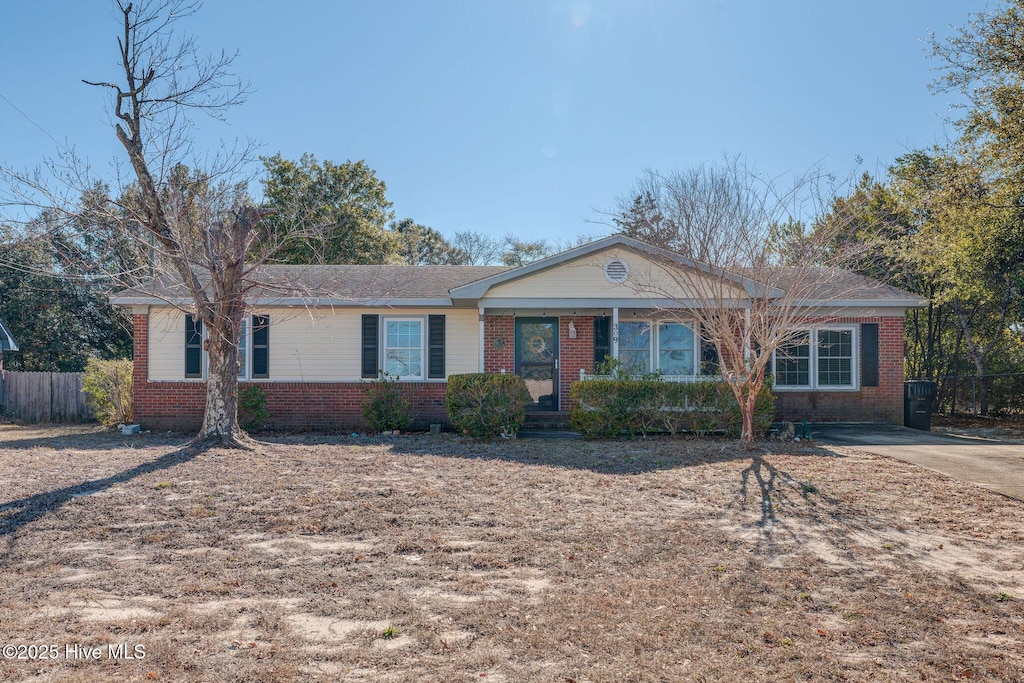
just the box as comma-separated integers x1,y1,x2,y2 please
0,1,333,448
450,230,501,265
610,161,870,442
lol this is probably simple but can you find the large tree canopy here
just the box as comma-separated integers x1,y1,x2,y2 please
0,227,131,371
260,153,397,265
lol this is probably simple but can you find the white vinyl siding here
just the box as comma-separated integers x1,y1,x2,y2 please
147,306,477,381
483,248,748,301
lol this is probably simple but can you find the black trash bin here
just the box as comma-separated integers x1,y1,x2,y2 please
904,381,936,431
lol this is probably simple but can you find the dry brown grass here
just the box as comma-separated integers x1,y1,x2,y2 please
0,422,1022,682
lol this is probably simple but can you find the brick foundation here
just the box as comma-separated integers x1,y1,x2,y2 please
132,312,908,430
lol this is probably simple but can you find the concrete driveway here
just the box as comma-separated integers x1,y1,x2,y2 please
813,423,1024,502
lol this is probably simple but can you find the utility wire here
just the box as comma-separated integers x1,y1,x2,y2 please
0,90,63,147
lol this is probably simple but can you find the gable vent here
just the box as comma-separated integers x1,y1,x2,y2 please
604,258,630,284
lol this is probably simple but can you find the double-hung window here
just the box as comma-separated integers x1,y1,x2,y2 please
383,318,424,380
774,327,856,390
616,321,697,375
186,313,268,380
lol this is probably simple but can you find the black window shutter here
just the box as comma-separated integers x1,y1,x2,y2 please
702,336,721,376
861,323,879,387
362,314,379,378
185,314,202,378
428,315,445,379
251,315,270,378
593,316,610,367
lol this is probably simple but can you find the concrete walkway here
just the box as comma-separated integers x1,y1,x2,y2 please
814,423,1024,502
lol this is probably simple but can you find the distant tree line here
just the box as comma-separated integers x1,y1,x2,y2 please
0,150,583,372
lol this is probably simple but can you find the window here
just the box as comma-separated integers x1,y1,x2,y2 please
774,328,856,390
618,321,651,374
615,321,697,375
775,333,810,387
187,313,268,381
817,329,852,387
658,323,695,375
384,318,423,379
237,315,269,380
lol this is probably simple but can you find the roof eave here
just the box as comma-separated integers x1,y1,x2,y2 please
110,295,456,307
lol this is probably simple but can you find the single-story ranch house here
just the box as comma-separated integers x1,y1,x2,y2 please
111,235,926,431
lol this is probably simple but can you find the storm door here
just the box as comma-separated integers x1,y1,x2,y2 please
514,318,559,411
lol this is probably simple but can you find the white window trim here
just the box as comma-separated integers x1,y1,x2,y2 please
616,319,698,376
238,317,250,381
382,316,426,381
772,325,859,392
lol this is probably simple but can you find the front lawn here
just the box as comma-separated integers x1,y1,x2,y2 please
1,424,1022,681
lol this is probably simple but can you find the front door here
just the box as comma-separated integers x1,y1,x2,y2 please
515,318,559,411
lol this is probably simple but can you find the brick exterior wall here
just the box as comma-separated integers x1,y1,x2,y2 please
131,314,447,431
132,312,907,430
772,316,904,423
558,316,594,411
483,315,514,373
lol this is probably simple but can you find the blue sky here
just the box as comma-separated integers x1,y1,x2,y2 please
0,1,980,243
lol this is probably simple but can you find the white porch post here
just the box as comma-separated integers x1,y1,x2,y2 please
478,306,485,372
611,307,619,361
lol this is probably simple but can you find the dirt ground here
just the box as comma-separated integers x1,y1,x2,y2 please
0,423,1022,682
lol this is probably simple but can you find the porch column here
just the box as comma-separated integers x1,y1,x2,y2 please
611,307,619,361
478,306,485,372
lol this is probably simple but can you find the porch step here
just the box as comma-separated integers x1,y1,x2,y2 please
523,412,571,430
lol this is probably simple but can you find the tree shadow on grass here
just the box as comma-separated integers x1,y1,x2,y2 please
0,444,200,542
366,433,851,476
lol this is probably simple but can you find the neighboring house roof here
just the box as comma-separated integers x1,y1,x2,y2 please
743,267,927,308
109,235,926,308
0,319,18,352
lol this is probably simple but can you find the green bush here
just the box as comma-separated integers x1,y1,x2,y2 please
363,373,413,433
569,378,775,439
446,373,531,438
238,384,270,432
81,358,133,426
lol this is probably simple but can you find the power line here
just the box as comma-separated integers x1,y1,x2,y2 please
0,90,63,147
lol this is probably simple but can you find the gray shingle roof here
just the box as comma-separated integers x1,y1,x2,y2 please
111,265,510,303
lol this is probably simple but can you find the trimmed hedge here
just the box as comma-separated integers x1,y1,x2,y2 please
446,373,531,438
569,378,774,438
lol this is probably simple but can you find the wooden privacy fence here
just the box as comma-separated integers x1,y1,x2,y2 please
0,371,91,423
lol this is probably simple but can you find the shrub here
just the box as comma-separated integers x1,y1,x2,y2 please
569,378,774,439
238,384,270,432
363,373,413,433
81,358,133,426
446,373,531,438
